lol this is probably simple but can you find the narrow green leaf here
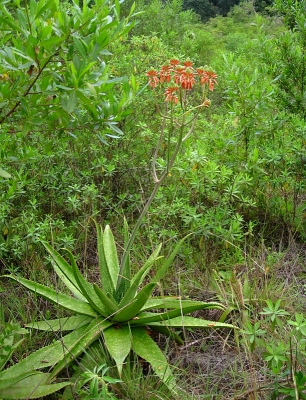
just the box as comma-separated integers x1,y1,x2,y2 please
141,299,224,312
0,324,92,381
61,90,77,113
0,373,70,399
131,327,176,392
148,316,237,330
93,283,119,316
95,221,114,295
103,325,131,376
35,0,54,20
26,315,93,331
49,317,112,380
153,235,191,283
113,283,156,322
2,275,98,317
0,372,36,392
118,244,162,309
103,225,120,289
66,252,112,317
129,303,220,325
115,218,130,301
0,16,22,33
42,242,86,301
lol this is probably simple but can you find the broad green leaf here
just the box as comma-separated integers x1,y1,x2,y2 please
148,316,237,330
153,235,191,283
2,275,98,317
103,225,120,289
118,244,162,309
0,324,92,381
67,251,112,317
49,317,112,380
0,168,11,178
0,16,22,33
26,315,93,331
95,221,114,295
129,303,221,325
131,327,176,392
141,299,224,312
93,283,119,316
113,283,156,322
61,90,78,113
0,372,70,399
42,243,86,301
115,218,130,300
0,372,37,391
103,325,131,376
35,0,55,20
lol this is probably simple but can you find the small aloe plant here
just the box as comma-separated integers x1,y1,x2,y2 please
1,221,235,397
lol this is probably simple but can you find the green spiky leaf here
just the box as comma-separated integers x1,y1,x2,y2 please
95,221,114,295
113,283,156,322
131,327,176,392
103,325,131,376
149,315,237,330
0,372,71,399
2,275,98,317
103,225,120,289
26,315,93,331
118,244,162,309
42,242,86,301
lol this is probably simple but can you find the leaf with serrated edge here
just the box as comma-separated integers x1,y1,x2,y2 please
49,317,112,380
0,324,91,381
103,225,120,289
2,275,98,317
42,243,86,301
0,372,71,399
93,284,119,316
131,327,176,392
141,298,224,312
26,315,93,331
95,221,114,294
118,245,162,309
66,251,111,317
129,304,220,325
113,283,156,322
148,315,236,330
115,218,131,301
103,325,131,376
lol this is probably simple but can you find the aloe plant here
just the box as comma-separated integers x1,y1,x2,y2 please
1,221,235,397
0,57,234,398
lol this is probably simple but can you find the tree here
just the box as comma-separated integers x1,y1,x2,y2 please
0,0,136,140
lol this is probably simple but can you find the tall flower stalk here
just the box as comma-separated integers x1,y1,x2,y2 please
119,59,217,284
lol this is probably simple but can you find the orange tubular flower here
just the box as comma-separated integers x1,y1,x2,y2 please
180,68,196,90
197,68,218,91
170,59,180,68
160,65,171,83
183,60,193,68
146,68,159,88
174,65,185,85
164,86,179,104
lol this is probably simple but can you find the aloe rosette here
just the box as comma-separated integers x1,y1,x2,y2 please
1,222,235,397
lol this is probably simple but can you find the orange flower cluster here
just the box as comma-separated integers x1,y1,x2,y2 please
146,59,217,104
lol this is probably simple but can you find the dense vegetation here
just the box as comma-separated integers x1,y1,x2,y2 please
0,0,306,399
